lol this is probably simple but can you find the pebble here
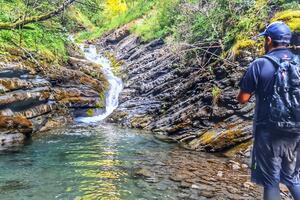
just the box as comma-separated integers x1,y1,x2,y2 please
191,184,201,189
135,168,152,178
228,160,241,170
217,171,223,177
243,181,254,189
200,190,216,198
227,186,239,194
241,164,248,169
232,164,241,170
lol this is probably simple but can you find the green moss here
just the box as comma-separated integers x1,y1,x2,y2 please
198,131,217,145
212,86,222,105
0,0,69,64
272,10,300,32
231,38,256,57
95,101,104,109
104,52,123,76
86,109,94,117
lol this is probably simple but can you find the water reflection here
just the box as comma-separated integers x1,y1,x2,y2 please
64,125,129,200
0,124,175,200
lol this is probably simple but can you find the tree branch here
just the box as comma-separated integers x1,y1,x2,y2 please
0,0,76,30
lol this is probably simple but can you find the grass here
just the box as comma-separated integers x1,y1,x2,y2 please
131,0,181,41
0,23,69,64
0,0,69,64
74,0,156,42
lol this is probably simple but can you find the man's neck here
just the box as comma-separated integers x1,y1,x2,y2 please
267,46,287,53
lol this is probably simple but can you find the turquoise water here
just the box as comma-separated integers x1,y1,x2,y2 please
0,124,177,200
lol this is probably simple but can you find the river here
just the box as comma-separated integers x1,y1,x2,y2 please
0,124,177,200
0,123,264,200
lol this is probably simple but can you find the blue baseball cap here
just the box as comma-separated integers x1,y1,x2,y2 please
258,21,292,44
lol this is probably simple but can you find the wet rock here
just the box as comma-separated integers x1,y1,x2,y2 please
0,50,108,146
0,78,32,92
0,131,25,147
0,116,32,133
134,168,153,178
95,25,255,154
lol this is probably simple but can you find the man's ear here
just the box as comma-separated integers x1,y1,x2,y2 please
266,36,272,46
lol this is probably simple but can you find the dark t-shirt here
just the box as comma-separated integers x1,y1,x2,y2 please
238,48,294,126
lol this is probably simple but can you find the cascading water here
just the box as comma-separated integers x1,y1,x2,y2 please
75,44,123,123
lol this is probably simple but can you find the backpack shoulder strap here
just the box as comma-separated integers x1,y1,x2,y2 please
262,55,281,69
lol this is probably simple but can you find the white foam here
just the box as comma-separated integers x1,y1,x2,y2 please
75,45,123,123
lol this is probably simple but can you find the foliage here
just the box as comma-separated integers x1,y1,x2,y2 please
131,0,181,41
0,23,68,63
103,0,128,20
74,0,155,42
231,39,256,56
0,0,299,65
272,10,300,32
67,6,96,32
0,0,71,64
86,108,94,116
104,52,123,76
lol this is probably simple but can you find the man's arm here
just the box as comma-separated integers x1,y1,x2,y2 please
237,90,252,104
237,60,260,104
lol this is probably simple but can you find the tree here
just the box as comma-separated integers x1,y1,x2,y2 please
0,0,76,30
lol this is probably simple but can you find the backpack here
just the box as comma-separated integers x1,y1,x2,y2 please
263,54,300,133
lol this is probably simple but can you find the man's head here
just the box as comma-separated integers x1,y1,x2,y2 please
258,21,292,53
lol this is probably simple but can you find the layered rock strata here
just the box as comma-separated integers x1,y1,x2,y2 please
0,51,108,147
95,26,256,153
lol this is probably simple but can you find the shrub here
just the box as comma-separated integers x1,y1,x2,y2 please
131,0,181,41
212,86,222,105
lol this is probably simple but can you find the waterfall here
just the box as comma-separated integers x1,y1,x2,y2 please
75,44,123,123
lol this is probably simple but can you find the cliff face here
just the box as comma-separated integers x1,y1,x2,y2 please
94,26,256,153
0,48,108,148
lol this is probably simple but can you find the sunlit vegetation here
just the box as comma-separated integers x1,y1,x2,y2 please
0,0,73,64
272,10,300,32
212,86,222,105
0,0,299,65
74,0,156,42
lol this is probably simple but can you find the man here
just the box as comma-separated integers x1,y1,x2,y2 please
237,21,300,200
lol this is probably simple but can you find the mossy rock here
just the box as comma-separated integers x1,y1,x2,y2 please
272,10,300,32
86,109,94,117
231,39,257,58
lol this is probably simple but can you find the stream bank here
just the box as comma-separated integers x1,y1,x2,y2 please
0,44,108,148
